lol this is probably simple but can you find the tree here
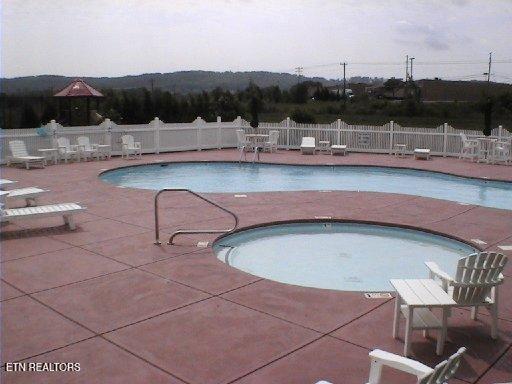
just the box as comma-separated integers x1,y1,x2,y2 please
289,82,309,104
384,78,403,98
291,109,316,124
20,104,40,128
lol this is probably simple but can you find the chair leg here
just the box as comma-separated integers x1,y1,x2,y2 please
471,306,478,320
368,360,384,384
63,215,76,230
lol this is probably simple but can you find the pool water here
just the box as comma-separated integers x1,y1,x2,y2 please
100,162,512,210
213,223,477,292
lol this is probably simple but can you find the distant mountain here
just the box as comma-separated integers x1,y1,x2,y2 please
0,71,340,95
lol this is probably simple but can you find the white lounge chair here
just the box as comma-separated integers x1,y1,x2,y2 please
316,347,465,384
4,187,49,207
0,179,17,190
426,252,508,339
121,135,142,159
301,137,316,155
414,148,431,160
459,133,479,161
331,144,347,156
76,136,101,161
7,141,46,169
57,137,80,163
264,130,279,153
1,202,86,230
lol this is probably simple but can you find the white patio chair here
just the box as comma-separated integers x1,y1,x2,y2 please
121,135,142,159
264,130,279,153
490,140,511,164
1,202,86,230
301,137,316,155
7,140,46,169
316,347,465,384
56,137,80,163
426,252,508,339
76,136,100,161
459,133,479,161
237,129,253,162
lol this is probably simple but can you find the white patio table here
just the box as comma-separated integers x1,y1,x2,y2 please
391,279,456,357
245,134,269,161
38,148,59,165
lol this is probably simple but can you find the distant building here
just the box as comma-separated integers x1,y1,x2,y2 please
416,79,512,102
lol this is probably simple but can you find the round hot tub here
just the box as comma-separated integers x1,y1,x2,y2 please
213,222,477,292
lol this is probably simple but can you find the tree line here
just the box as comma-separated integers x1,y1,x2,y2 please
1,81,511,130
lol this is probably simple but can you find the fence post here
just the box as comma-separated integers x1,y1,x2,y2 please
389,121,394,154
152,117,161,154
337,119,341,145
498,125,503,140
195,116,202,151
217,116,222,149
286,117,290,149
443,122,448,157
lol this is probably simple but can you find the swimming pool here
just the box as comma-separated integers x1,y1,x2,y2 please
100,162,512,210
213,222,477,292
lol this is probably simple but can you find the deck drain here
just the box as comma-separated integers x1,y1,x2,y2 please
471,239,487,245
234,194,247,198
197,241,209,248
364,292,392,299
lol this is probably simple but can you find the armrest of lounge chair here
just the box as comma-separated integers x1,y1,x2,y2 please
368,349,432,381
425,261,453,290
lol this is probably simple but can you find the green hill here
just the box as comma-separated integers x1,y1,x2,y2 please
0,71,339,95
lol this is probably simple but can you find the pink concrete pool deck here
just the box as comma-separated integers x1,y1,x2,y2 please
1,149,511,384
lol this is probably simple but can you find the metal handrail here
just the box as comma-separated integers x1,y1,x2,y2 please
154,188,239,245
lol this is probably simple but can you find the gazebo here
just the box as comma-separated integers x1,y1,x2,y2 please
53,78,104,126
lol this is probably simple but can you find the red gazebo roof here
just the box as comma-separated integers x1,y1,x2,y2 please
53,78,104,98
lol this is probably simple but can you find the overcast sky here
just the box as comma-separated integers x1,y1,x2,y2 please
2,0,511,82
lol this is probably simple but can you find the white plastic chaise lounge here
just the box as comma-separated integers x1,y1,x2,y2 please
331,144,347,156
1,202,86,230
301,137,316,155
426,252,508,339
76,136,101,161
121,135,142,159
4,187,49,207
316,347,465,384
7,140,46,169
414,148,431,160
57,137,81,163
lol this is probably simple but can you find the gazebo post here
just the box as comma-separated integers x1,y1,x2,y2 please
68,99,72,126
87,97,90,125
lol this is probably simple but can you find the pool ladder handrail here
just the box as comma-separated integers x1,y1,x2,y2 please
154,188,239,245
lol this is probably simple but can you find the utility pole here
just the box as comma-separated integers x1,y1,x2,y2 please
486,52,492,83
341,62,347,99
295,67,303,84
409,57,415,82
405,55,409,81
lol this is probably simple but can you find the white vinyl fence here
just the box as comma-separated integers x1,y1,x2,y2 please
1,116,510,163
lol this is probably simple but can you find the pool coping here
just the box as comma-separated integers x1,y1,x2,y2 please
98,158,512,184
212,218,484,254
